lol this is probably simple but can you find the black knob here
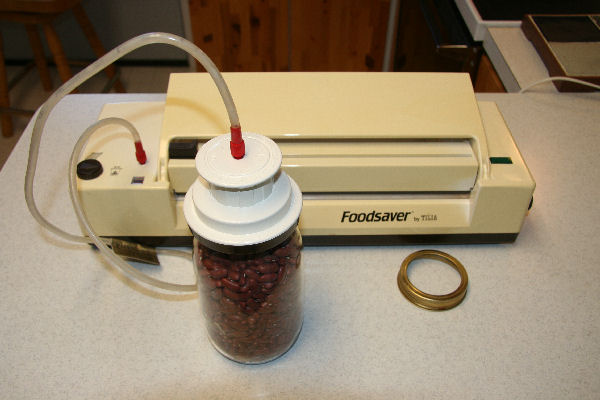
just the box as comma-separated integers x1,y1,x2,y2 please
77,159,103,180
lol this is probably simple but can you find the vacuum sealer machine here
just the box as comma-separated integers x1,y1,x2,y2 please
77,72,535,245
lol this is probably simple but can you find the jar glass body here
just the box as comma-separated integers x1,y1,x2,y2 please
193,227,303,364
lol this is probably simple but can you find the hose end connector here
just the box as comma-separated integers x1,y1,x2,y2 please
230,125,245,159
134,141,147,164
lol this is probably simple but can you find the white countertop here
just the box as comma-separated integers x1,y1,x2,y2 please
1,92,599,399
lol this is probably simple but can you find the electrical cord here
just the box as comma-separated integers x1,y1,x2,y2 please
519,76,600,94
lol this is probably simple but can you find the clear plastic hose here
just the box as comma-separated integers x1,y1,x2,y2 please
25,32,239,244
24,32,238,292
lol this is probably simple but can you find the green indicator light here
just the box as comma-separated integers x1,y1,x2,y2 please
490,157,513,164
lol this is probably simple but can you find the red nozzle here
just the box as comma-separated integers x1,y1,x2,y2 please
230,125,245,159
134,141,147,164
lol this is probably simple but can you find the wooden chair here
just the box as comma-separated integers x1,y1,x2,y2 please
0,0,125,137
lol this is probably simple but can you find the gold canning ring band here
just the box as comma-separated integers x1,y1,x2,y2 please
397,250,468,311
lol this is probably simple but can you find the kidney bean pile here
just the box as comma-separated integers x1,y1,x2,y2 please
195,231,302,364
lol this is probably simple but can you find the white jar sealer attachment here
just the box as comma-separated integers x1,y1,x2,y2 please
183,132,302,254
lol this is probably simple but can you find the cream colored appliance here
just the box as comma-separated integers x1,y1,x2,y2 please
77,72,535,245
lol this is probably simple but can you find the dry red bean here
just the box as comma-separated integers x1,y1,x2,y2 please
256,262,279,274
252,292,266,302
210,257,230,269
228,270,241,281
209,268,228,279
250,284,262,296
230,264,242,273
219,296,238,311
203,258,217,270
274,246,291,257
247,278,258,290
204,277,222,289
244,269,259,280
240,278,256,293
223,287,251,301
259,273,278,283
244,300,260,312
222,278,242,292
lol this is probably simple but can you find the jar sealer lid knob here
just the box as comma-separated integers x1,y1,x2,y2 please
197,133,281,190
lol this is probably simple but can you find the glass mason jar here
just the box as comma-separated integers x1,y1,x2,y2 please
193,226,302,364
184,132,304,364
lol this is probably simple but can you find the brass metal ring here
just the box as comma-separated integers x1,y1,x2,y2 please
397,250,468,311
